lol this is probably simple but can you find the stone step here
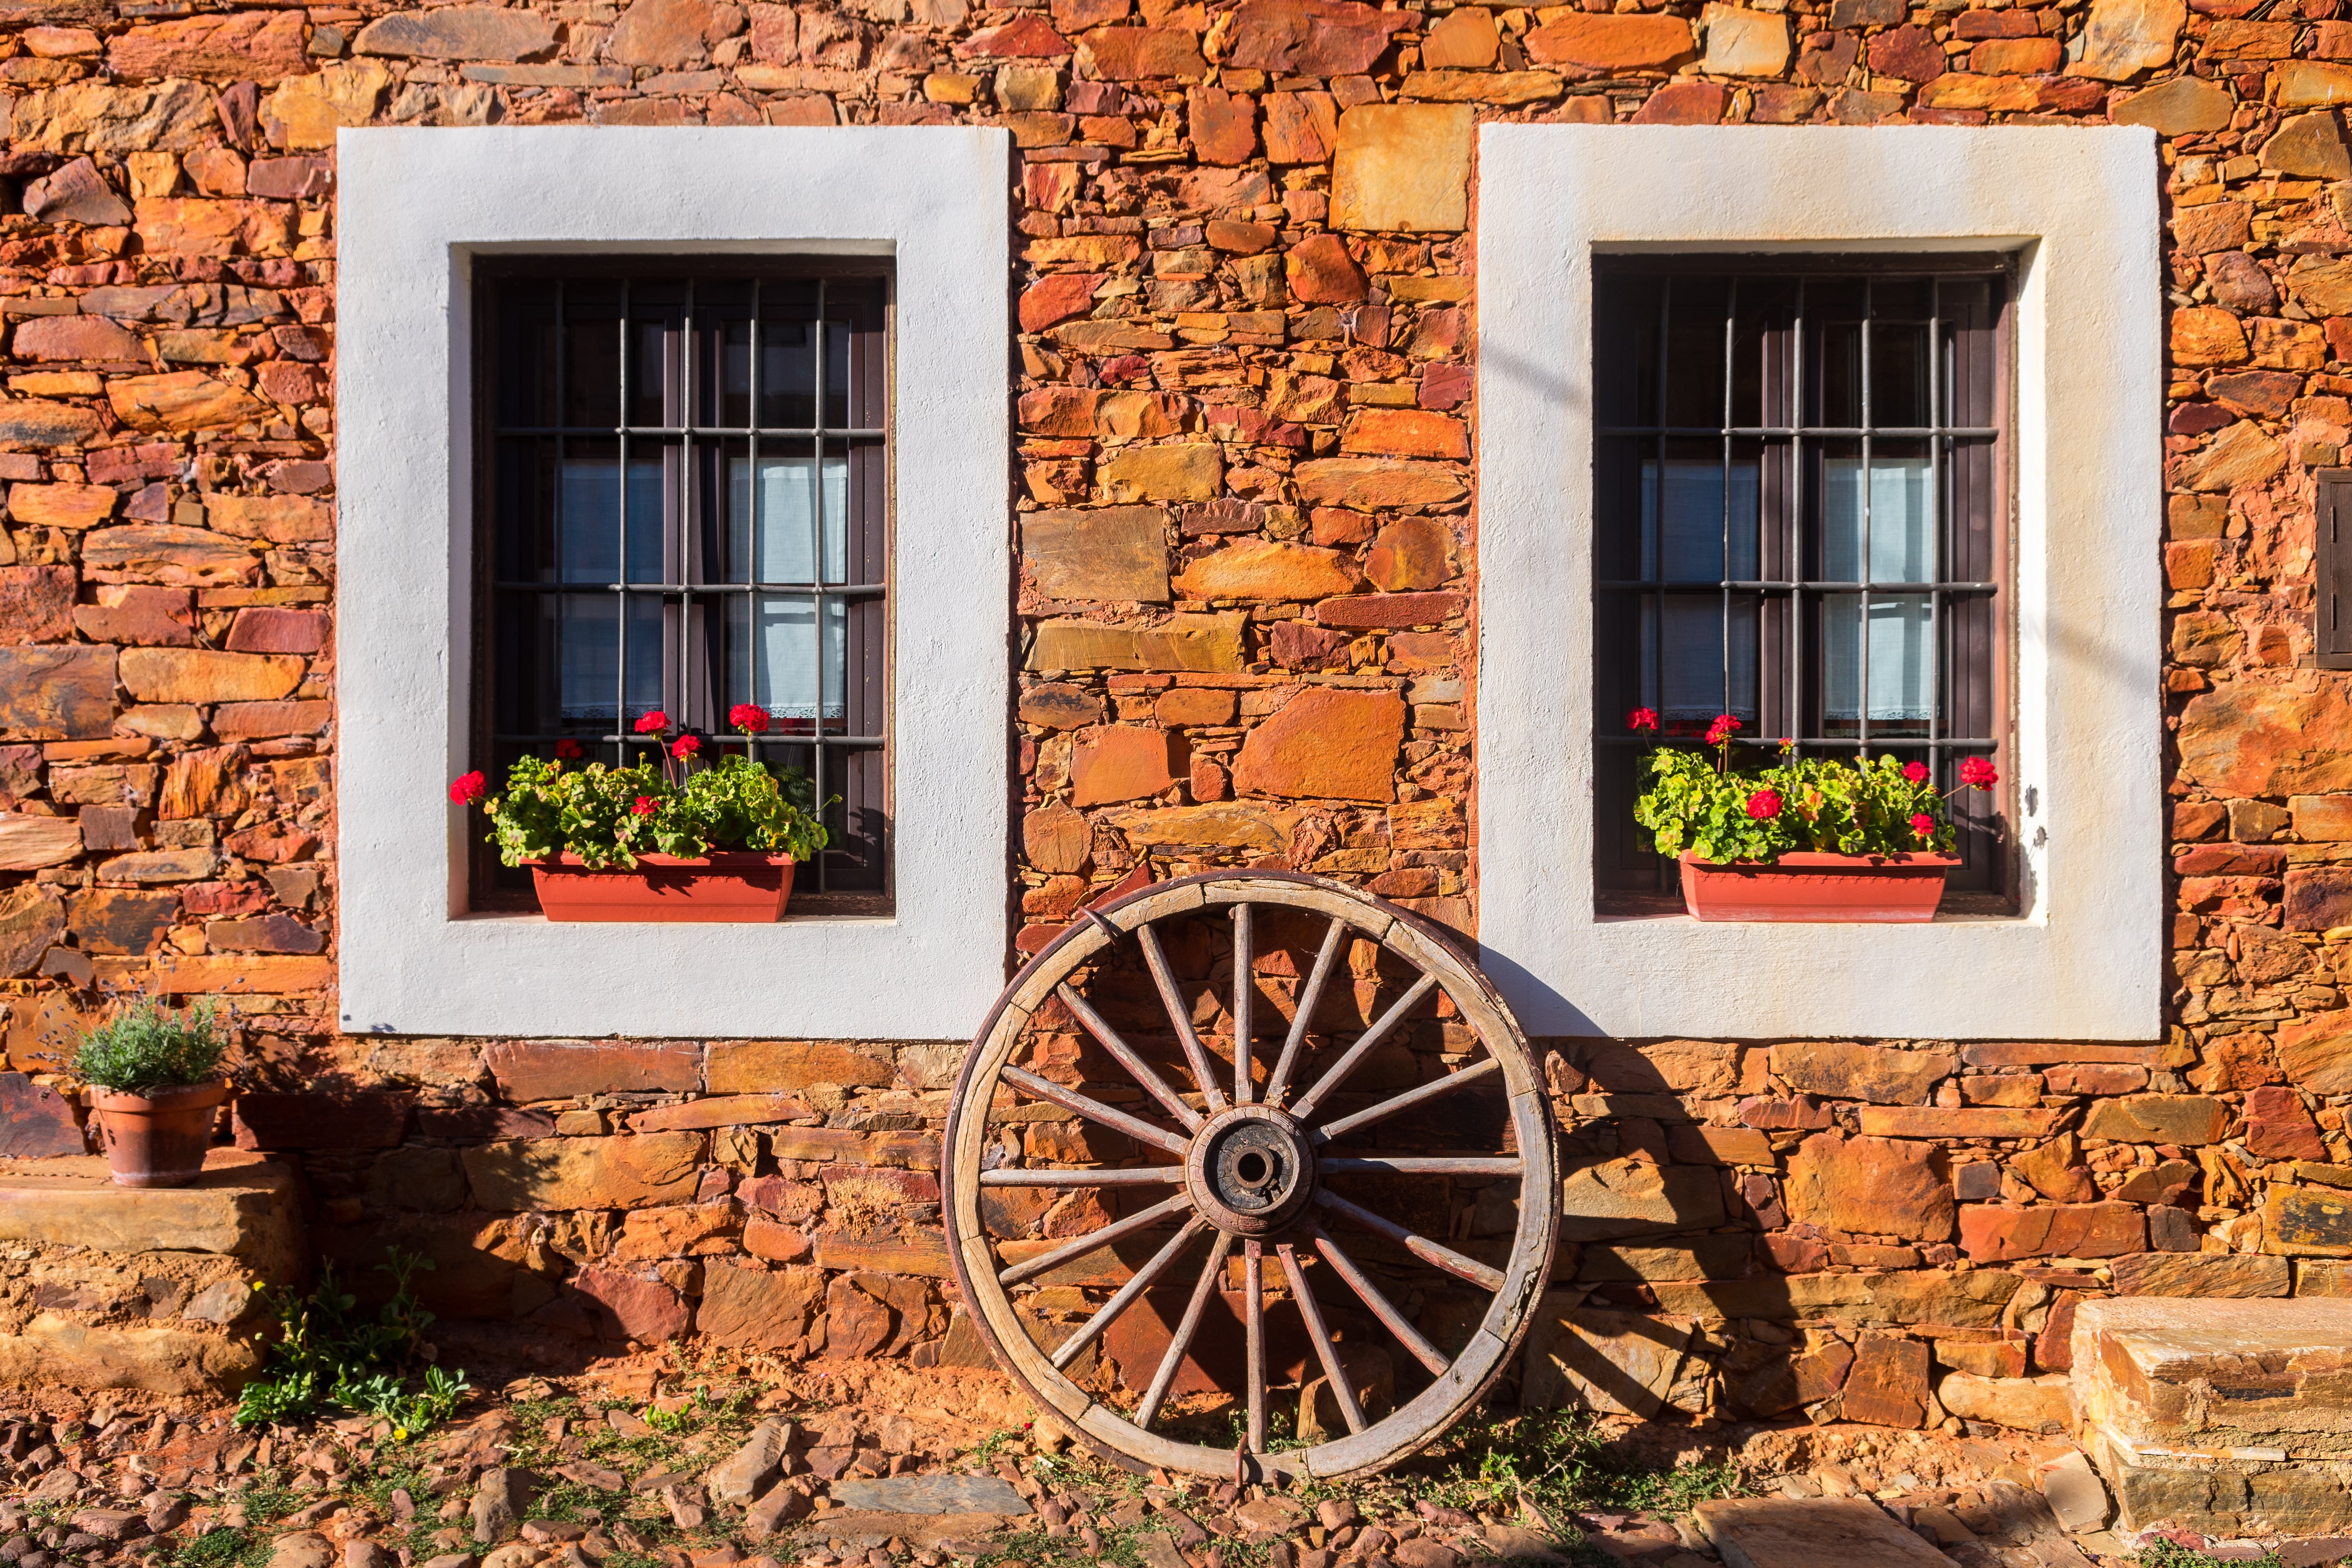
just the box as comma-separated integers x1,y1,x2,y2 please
0,1151,300,1397
1692,1496,1956,1568
2071,1297,2352,1538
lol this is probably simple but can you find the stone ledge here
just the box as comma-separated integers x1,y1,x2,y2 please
0,1151,298,1266
2073,1296,2352,1537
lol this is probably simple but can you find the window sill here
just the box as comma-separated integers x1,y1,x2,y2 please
1594,890,2019,922
453,891,897,924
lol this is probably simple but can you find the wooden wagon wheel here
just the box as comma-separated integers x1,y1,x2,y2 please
944,870,1559,1481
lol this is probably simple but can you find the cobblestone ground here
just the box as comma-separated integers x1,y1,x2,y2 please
0,1355,2345,1568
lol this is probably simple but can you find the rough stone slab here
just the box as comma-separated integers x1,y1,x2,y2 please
794,1511,1026,1550
2073,1296,2352,1461
1692,1496,1957,1567
0,1154,297,1265
827,1476,1029,1515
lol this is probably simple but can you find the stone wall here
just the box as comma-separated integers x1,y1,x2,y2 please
0,0,2346,1426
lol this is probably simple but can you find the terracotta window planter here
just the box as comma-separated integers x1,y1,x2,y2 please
1677,850,1962,923
89,1082,229,1189
527,852,795,923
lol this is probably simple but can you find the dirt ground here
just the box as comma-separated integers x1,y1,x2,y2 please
0,1345,2343,1568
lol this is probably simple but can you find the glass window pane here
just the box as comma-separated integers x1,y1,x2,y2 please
562,283,623,430
1661,275,1728,429
1871,319,1931,428
1642,447,1759,583
1824,593,1932,726
1644,593,1756,727
759,284,820,429
496,283,560,429
749,593,848,732
1595,273,1662,427
731,453,848,584
1822,451,1932,584
1731,278,1798,430
557,446,664,585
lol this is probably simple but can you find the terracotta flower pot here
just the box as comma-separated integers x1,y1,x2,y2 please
89,1082,229,1189
1677,850,1962,923
527,851,795,923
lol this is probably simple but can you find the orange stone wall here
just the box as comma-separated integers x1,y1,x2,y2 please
0,0,2347,1425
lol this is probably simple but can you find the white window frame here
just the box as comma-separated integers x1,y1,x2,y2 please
1476,125,2161,1042
335,126,1010,1039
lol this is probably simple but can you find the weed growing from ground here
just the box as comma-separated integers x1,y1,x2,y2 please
235,1250,471,1437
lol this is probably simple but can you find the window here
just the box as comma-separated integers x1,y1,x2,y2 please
1473,124,2161,1042
1592,258,2011,910
2318,469,2352,671
336,125,1010,1040
476,263,890,906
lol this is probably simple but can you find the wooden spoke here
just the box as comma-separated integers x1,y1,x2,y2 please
1276,1242,1363,1437
1288,972,1439,1122
1317,1156,1524,1177
1312,1058,1503,1144
1000,1064,1191,1157
1136,923,1230,1116
1244,1240,1266,1453
1053,1216,1210,1370
1313,1187,1506,1291
1309,1227,1449,1377
1055,982,1206,1134
1265,915,1350,1107
998,1191,1195,1287
979,1166,1186,1187
1135,1231,1236,1431
1232,905,1255,1106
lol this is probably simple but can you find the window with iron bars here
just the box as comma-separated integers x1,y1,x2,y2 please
474,261,890,909
1593,256,2013,913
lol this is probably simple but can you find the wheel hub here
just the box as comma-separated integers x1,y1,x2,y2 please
1187,1104,1316,1235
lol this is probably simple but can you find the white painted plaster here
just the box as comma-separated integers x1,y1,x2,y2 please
1475,125,2162,1041
335,127,1011,1039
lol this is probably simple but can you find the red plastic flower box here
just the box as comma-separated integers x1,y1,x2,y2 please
1677,850,1961,923
527,852,795,923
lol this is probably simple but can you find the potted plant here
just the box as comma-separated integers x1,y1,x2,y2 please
1629,709,2000,923
450,705,830,923
75,1000,232,1188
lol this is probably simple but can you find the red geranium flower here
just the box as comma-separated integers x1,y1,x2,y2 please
448,770,486,804
671,733,702,760
1960,756,1999,790
634,711,670,736
1911,812,1935,838
1627,707,1659,732
1705,713,1742,746
1745,787,1781,820
555,738,585,760
632,796,659,816
730,703,772,735
1902,761,1930,784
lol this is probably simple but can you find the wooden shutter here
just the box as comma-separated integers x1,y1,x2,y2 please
2320,469,2352,670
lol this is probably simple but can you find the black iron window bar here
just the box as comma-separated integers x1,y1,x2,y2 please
490,275,884,895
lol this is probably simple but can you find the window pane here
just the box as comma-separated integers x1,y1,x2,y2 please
760,284,821,429
1642,449,1758,583
1824,594,1931,727
557,446,664,585
731,453,848,584
562,283,623,430
1645,593,1756,726
495,284,559,428
1596,273,1662,426
1871,319,1931,428
741,593,848,731
1661,275,1727,428
1822,450,1931,584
